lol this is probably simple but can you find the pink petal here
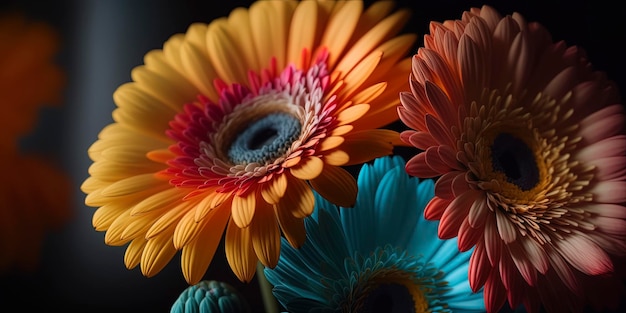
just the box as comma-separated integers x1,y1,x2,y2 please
484,217,502,266
577,135,626,162
405,153,441,178
546,249,582,295
590,180,626,203
592,156,626,181
554,235,614,276
424,146,454,173
439,190,478,239
425,113,455,146
435,171,462,199
484,268,508,313
469,241,491,292
520,236,549,274
495,208,517,243
458,216,482,251
468,191,489,228
424,197,451,221
579,104,626,143
592,215,626,236
508,242,538,286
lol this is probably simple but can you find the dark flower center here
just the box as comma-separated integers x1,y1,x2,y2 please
491,132,539,191
358,283,416,313
228,112,301,164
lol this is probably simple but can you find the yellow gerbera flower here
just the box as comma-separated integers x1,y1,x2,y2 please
81,0,416,284
0,12,70,272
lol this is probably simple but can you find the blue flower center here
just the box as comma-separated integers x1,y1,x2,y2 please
491,132,539,191
228,113,301,165
358,283,415,313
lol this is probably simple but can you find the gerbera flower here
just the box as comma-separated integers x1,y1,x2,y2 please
264,156,485,313
0,12,70,271
81,0,416,285
170,280,251,313
398,5,626,313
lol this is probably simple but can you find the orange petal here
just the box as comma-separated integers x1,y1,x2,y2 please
339,129,399,165
318,0,363,68
250,201,281,268
322,149,349,166
281,175,315,218
181,203,231,284
287,0,318,69
231,191,257,228
225,218,258,282
274,204,306,248
261,173,287,204
289,155,324,180
336,103,370,125
310,165,357,208
318,136,345,151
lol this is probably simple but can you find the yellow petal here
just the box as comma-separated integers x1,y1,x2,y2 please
250,200,281,268
100,173,167,197
130,187,185,215
146,148,174,163
280,175,315,218
183,22,208,51
181,204,231,284
145,200,193,240
181,39,219,100
124,238,147,269
193,188,232,221
249,1,293,68
223,8,258,72
310,165,357,208
232,191,257,228
225,218,258,282
104,213,132,246
289,155,324,180
206,19,249,84
92,203,126,231
120,209,165,241
140,231,177,278
261,173,287,205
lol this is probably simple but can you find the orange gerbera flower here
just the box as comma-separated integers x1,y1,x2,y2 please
81,0,416,284
0,13,70,271
398,5,626,313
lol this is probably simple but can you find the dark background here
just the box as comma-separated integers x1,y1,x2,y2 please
0,0,625,312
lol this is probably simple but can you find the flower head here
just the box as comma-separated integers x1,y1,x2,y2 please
0,12,71,272
81,0,416,284
264,156,485,313
398,5,626,313
170,280,251,313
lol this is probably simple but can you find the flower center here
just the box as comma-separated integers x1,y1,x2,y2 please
227,112,301,165
490,132,539,191
358,283,419,313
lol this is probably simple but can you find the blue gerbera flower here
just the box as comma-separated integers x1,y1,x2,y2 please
264,156,485,313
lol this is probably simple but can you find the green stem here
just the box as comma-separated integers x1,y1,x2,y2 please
257,262,279,313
